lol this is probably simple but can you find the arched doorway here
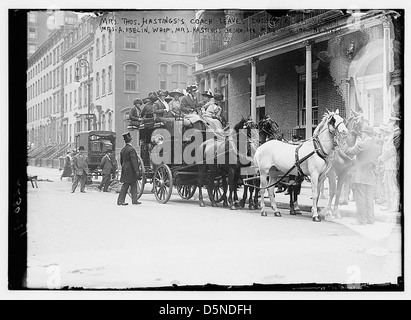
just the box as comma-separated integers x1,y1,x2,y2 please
348,39,400,126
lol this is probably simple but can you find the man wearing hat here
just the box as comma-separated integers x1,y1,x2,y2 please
98,148,117,192
153,89,171,119
117,132,142,205
199,89,214,111
129,98,143,128
141,93,158,118
181,84,200,114
378,121,400,212
342,125,380,225
71,146,89,193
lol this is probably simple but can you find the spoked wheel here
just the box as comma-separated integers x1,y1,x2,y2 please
177,185,197,200
135,154,146,200
153,164,173,204
211,176,226,203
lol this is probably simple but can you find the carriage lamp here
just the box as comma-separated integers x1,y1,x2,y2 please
151,134,165,145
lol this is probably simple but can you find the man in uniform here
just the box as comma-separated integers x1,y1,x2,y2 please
71,146,89,193
342,125,380,225
117,132,142,206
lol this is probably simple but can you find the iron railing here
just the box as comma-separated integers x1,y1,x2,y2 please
198,10,329,59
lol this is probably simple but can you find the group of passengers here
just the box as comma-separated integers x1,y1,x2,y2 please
128,84,225,129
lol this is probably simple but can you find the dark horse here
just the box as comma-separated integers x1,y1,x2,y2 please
232,115,281,210
324,111,367,219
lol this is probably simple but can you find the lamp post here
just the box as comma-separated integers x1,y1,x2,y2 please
75,58,92,131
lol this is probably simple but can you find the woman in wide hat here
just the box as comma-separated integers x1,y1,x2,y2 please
168,88,185,117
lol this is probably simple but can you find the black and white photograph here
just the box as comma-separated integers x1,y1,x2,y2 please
5,0,411,302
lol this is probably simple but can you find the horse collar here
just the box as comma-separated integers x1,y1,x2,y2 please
313,135,329,162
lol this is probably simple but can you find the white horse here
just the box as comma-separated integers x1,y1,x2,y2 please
254,110,348,222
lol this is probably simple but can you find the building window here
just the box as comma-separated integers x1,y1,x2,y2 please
102,69,106,96
28,44,37,54
108,66,113,93
159,34,167,51
70,92,72,110
101,114,106,131
65,94,68,112
65,68,68,85
28,27,37,39
108,30,113,52
159,64,168,90
74,89,77,108
108,113,112,131
125,36,138,50
70,65,73,83
102,34,106,55
124,63,138,92
79,86,82,108
170,64,188,90
96,38,100,59
89,50,93,72
96,72,100,98
299,72,319,126
28,12,37,23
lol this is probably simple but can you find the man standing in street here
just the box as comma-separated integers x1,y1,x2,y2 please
342,125,380,225
71,146,89,193
98,148,116,192
117,132,142,206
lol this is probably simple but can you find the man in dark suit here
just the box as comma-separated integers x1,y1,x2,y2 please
98,148,116,192
117,132,142,206
342,125,380,225
141,93,158,118
71,146,89,193
180,84,200,114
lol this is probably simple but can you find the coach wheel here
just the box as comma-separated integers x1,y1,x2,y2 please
177,185,197,200
135,154,146,200
153,164,173,204
211,177,225,203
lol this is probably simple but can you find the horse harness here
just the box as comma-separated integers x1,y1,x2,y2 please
244,134,333,190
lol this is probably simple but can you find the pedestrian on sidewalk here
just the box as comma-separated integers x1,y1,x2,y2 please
60,150,73,181
98,148,117,192
342,125,380,225
71,146,89,193
117,132,142,206
378,121,399,212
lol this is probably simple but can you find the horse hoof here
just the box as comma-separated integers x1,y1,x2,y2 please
290,210,296,215
223,202,229,208
294,210,302,215
312,216,321,222
274,211,282,217
261,211,267,217
230,205,238,211
239,200,245,208
249,204,255,210
212,203,218,208
200,202,206,208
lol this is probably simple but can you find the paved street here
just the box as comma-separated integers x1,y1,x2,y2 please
26,166,402,289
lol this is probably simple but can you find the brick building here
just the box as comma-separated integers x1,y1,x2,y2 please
194,9,403,139
27,10,196,158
